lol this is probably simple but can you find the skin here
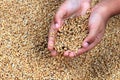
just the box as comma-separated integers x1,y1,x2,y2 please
48,0,120,58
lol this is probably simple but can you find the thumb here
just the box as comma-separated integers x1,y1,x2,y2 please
82,27,97,48
54,7,66,30
82,13,101,48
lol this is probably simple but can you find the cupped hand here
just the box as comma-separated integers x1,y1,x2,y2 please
48,0,91,56
64,2,110,58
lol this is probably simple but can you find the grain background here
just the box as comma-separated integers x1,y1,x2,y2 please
0,0,120,80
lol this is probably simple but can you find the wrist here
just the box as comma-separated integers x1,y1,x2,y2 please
91,4,111,23
102,0,120,17
92,0,120,23
99,5,111,22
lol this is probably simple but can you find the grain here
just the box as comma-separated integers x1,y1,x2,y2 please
55,10,90,53
0,0,120,80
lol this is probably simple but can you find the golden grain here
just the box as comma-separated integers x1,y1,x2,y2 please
0,0,119,80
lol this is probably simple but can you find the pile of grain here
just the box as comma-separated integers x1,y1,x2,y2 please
0,0,120,80
55,11,90,53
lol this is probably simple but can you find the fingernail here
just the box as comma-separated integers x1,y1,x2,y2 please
64,50,70,57
83,42,89,48
69,52,75,58
51,50,57,56
55,23,59,29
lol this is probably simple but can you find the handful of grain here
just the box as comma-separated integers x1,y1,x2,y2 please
55,10,91,54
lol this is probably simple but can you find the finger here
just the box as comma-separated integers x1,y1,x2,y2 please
54,6,66,30
73,1,91,17
82,13,102,48
48,22,57,51
77,38,100,55
48,3,68,55
82,25,98,48
64,50,76,58
51,50,57,56
64,50,71,57
81,2,90,15
69,51,76,58
77,30,104,56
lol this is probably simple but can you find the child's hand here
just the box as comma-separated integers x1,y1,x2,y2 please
48,0,91,56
